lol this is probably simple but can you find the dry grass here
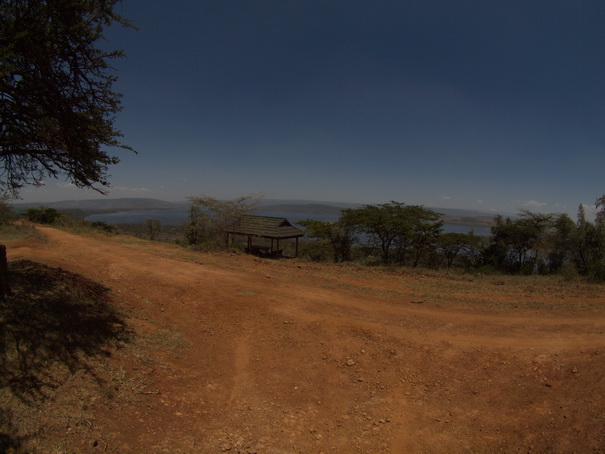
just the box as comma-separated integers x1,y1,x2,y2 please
0,223,45,244
398,269,604,310
292,262,605,311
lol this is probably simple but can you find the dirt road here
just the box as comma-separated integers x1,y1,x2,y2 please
8,226,605,453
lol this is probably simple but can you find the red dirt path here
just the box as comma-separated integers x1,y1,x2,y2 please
8,226,605,453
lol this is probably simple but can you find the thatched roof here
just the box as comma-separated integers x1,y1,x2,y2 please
230,215,304,239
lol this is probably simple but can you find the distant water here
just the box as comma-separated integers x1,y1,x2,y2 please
86,209,335,226
86,208,491,236
87,208,190,225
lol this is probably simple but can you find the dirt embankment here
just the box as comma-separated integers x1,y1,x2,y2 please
4,226,605,453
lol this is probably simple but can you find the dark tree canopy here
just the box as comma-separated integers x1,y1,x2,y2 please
0,0,134,196
341,201,443,265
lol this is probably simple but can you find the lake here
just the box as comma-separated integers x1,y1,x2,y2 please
86,208,492,236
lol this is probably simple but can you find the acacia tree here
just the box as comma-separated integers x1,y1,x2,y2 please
299,219,355,263
188,193,263,249
546,213,576,273
342,202,443,265
144,218,161,241
0,0,134,196
485,211,555,274
183,205,209,246
399,205,443,267
437,232,480,268
341,201,406,264
596,195,605,224
0,196,16,225
574,201,605,279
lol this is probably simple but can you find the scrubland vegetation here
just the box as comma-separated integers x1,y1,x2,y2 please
9,194,605,282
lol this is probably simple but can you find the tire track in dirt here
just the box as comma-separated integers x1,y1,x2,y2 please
226,336,251,410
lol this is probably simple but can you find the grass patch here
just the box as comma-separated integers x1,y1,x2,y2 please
400,270,605,310
137,328,187,361
0,224,45,244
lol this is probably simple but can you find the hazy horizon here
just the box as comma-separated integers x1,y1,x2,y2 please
11,194,592,220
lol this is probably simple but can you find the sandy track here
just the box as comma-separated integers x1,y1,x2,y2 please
9,226,605,453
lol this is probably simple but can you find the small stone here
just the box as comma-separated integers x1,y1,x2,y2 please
346,358,356,366
572,367,579,373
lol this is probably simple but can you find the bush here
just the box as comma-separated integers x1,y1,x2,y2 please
559,263,579,282
26,207,63,224
300,241,332,262
89,221,120,235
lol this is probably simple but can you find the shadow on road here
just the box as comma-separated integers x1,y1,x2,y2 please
0,260,132,451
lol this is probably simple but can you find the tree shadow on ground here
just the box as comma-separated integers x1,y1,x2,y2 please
0,260,132,451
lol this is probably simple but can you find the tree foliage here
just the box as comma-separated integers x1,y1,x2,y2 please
0,196,16,225
144,218,161,241
546,213,576,273
571,200,605,280
341,202,443,265
437,232,481,268
341,201,407,264
188,193,263,249
396,204,444,267
0,0,134,196
183,205,209,246
297,195,605,280
299,219,355,263
484,211,555,274
26,206,63,224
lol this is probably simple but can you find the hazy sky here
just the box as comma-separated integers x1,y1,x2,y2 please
19,0,605,217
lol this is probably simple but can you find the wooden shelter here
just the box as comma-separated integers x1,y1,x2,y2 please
228,215,304,257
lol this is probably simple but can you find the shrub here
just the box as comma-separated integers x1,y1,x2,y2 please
89,221,120,235
300,241,332,262
26,207,63,224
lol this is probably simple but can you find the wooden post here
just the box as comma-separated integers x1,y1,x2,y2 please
0,244,10,299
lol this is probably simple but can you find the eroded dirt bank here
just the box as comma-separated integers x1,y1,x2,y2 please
7,226,605,453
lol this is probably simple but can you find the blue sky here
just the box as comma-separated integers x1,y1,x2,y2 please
20,0,605,217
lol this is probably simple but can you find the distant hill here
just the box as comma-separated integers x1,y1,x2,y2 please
12,198,181,212
260,203,353,216
431,207,496,228
259,202,495,227
11,197,496,228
